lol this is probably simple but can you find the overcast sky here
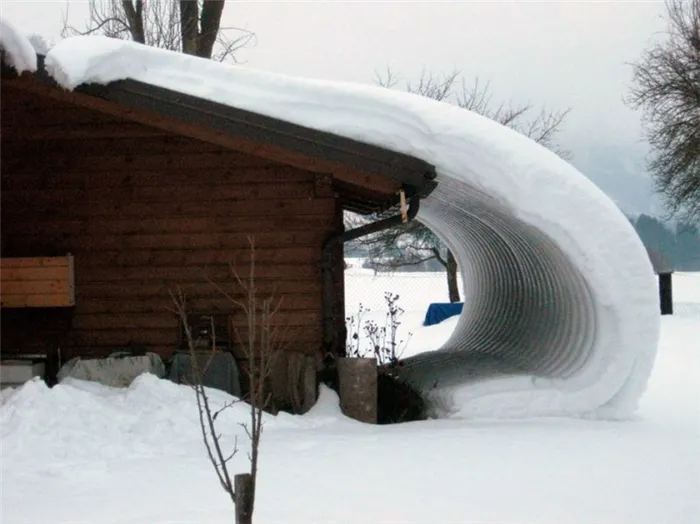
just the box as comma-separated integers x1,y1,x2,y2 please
1,0,667,154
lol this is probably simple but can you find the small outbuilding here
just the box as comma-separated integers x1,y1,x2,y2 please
0,52,437,409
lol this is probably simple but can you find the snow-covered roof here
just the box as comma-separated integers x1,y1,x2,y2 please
2,31,438,213
0,17,660,419
0,18,37,73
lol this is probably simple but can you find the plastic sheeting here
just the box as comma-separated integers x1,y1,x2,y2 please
57,353,165,388
423,303,465,326
168,352,242,397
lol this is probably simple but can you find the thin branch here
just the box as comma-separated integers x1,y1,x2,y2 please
169,287,237,503
358,66,572,297
627,0,700,222
61,0,255,62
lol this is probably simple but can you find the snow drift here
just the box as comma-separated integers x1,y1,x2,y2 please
1,20,660,418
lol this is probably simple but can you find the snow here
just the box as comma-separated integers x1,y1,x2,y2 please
344,262,461,358
1,272,698,523
3,20,663,410
27,33,50,56
0,17,37,73
37,33,660,418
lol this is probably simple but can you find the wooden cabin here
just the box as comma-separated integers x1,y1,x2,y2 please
0,54,436,407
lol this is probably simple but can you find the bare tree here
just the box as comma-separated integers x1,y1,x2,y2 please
62,0,255,62
627,0,700,223
169,238,282,523
375,68,571,157
348,68,570,302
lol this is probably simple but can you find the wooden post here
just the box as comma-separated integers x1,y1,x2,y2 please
658,272,673,315
337,357,377,423
234,473,254,524
301,355,317,414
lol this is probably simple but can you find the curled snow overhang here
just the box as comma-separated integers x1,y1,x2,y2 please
0,18,37,74
3,27,661,419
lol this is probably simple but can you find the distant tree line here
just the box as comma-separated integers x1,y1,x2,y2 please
632,214,700,271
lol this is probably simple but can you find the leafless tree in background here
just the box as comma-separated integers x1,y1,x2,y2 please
347,68,570,302
376,68,570,158
62,0,255,62
627,0,700,223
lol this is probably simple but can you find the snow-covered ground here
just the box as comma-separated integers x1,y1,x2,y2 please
344,260,464,358
2,271,698,524
345,264,699,358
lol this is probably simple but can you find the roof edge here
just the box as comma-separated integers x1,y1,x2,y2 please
6,52,438,200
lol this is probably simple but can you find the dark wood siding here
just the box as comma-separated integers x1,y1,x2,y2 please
1,86,342,362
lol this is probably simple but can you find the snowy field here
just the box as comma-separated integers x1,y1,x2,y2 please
2,271,699,524
343,259,466,358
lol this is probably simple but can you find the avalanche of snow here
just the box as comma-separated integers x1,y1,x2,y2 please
0,17,37,73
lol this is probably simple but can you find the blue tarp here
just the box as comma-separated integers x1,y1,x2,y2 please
423,302,464,326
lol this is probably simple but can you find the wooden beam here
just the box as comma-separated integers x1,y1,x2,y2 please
2,78,408,199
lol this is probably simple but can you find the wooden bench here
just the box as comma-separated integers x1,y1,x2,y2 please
0,255,75,308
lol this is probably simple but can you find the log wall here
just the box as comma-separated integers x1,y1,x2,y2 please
1,85,343,363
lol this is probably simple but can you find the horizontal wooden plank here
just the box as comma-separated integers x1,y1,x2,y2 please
1,280,71,295
75,280,322,299
72,313,178,331
3,136,229,156
74,264,321,283
1,167,313,191
68,326,321,347
1,122,172,140
0,257,70,268
3,150,304,174
8,231,327,252
2,106,126,125
70,329,179,347
76,294,320,314
6,182,317,205
72,310,320,331
0,254,75,308
72,247,319,268
1,197,336,219
0,293,75,308
1,266,71,281
58,342,320,359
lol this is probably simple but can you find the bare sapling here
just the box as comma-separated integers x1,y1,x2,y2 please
170,292,238,503
170,237,283,523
